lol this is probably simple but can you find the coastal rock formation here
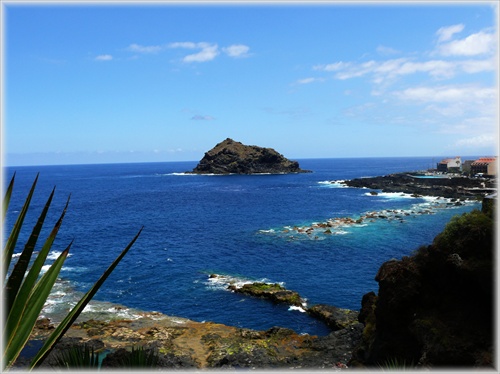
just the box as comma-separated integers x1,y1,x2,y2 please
340,173,495,199
27,312,362,370
353,203,495,368
217,275,361,335
188,138,311,174
307,305,359,331
228,282,305,307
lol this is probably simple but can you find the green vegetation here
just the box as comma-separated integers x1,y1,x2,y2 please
432,208,493,260
2,174,142,370
379,357,413,371
245,282,283,292
110,346,160,368
52,344,100,369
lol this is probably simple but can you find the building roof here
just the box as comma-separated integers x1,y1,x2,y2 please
439,157,461,164
472,157,497,165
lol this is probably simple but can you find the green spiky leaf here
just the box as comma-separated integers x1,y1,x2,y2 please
3,245,71,368
2,173,15,219
4,187,56,314
3,174,39,274
30,227,143,369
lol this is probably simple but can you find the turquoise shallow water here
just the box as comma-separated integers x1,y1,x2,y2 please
4,158,480,336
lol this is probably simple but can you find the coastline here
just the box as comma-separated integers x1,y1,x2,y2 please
29,301,362,370
21,169,496,369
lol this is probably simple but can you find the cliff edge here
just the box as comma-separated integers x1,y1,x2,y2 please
188,138,311,174
353,197,495,369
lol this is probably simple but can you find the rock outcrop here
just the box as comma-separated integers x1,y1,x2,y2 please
188,138,311,174
307,305,360,331
27,313,362,370
228,282,305,307
352,203,495,369
341,173,495,199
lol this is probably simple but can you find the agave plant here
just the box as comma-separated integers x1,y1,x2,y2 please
52,344,100,369
2,174,142,370
103,346,160,368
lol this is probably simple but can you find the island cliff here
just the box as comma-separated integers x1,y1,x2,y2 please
187,138,311,174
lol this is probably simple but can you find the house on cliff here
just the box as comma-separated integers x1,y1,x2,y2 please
436,157,462,173
470,157,497,176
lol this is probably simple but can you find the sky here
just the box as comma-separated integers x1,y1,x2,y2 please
2,1,499,166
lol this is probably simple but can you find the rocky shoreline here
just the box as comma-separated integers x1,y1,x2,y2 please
333,172,496,199
26,309,362,370
22,275,362,370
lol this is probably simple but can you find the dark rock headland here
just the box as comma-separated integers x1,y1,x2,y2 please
352,199,495,369
187,138,311,174
341,172,496,199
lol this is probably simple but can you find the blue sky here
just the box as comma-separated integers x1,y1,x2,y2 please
2,2,498,166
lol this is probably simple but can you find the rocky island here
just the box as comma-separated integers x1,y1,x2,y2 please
187,138,311,174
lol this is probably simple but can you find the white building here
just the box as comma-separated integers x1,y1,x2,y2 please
437,157,462,172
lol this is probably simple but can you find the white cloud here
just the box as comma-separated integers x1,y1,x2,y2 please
311,25,495,90
191,115,215,121
223,44,250,58
95,54,113,61
168,42,197,49
184,44,219,63
395,85,496,103
376,45,400,55
437,30,496,56
313,61,350,72
454,135,496,148
315,56,494,86
126,43,164,54
124,41,251,63
294,77,324,85
169,42,219,62
436,24,464,43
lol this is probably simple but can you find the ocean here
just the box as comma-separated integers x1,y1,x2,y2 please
4,158,481,336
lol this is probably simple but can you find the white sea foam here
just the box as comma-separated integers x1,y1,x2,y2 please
206,274,284,292
40,264,51,274
318,180,348,188
366,192,414,199
47,251,72,260
172,319,187,324
335,231,349,235
288,305,306,313
258,229,275,233
207,274,253,291
83,304,96,313
60,266,87,273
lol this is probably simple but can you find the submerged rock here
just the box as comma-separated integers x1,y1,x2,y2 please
188,138,311,175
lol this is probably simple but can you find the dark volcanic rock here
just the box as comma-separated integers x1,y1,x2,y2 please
307,304,359,331
353,204,495,369
206,325,362,369
188,138,311,174
343,173,495,199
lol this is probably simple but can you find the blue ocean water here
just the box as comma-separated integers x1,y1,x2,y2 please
4,158,480,336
